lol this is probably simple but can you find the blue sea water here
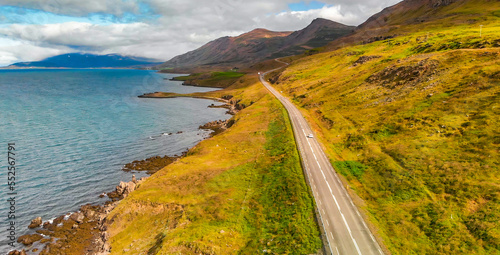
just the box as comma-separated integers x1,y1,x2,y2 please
0,69,230,252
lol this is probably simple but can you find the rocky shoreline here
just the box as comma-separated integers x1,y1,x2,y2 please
122,153,185,175
138,93,246,116
9,94,242,255
199,119,235,137
9,175,148,255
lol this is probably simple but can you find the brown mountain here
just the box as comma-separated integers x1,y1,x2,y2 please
270,18,356,58
157,18,354,69
358,0,459,30
159,29,292,69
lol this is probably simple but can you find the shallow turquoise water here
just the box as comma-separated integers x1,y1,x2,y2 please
0,69,230,252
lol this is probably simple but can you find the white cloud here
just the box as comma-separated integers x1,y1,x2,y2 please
0,21,244,63
0,37,71,66
0,0,402,66
1,22,153,47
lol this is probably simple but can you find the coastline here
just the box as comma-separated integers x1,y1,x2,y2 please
9,94,237,255
0,67,150,70
167,76,225,88
138,92,242,115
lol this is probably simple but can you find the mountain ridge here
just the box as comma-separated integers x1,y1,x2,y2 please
157,18,354,70
7,53,163,68
326,0,494,49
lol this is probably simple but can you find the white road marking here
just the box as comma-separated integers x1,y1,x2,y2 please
340,211,362,255
299,118,362,255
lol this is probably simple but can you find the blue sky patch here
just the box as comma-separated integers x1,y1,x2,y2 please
288,1,328,11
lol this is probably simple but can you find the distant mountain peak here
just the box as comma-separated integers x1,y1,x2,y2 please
237,28,292,40
312,17,328,22
248,28,273,33
308,17,352,28
310,17,336,24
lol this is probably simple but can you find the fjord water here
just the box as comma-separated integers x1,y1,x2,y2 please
0,69,229,252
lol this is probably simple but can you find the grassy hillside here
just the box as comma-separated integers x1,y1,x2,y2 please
106,74,322,254
270,3,499,254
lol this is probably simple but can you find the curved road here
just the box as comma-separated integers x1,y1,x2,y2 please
259,61,384,255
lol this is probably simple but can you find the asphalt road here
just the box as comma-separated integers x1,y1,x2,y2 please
259,62,384,255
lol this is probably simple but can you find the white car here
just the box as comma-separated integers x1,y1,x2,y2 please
307,134,314,138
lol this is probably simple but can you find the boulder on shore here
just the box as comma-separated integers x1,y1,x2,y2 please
115,181,137,198
70,212,85,224
8,250,27,255
28,217,42,228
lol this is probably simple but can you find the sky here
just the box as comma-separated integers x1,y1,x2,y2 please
0,0,401,66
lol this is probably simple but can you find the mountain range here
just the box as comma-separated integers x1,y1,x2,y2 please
8,53,162,68
6,18,353,70
157,18,355,69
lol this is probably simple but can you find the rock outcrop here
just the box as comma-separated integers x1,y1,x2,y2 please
17,234,43,245
116,181,136,198
122,155,181,174
199,118,236,137
8,250,27,255
70,212,85,224
28,217,42,229
366,58,439,89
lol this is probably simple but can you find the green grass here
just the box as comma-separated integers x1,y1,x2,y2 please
169,74,195,81
251,111,321,253
333,161,367,179
211,71,245,79
170,71,246,88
